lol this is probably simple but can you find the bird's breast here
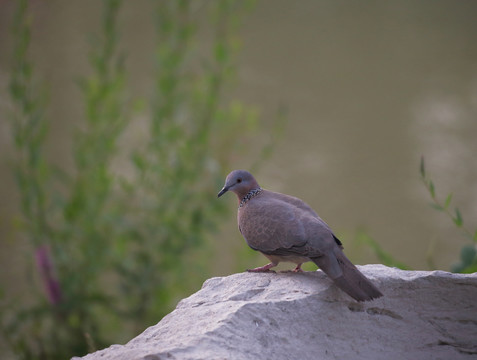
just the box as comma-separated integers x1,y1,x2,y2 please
237,198,308,250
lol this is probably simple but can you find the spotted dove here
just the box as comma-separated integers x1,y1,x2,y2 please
218,170,383,302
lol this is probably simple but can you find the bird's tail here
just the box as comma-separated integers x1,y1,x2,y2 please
311,250,383,302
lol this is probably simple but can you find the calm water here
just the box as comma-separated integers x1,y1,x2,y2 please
1,0,476,297
231,0,477,271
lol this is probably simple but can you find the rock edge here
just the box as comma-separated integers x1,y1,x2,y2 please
76,264,477,360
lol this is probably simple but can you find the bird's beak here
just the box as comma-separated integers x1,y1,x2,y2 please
217,186,229,198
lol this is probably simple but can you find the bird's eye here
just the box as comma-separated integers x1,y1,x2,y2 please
237,178,242,183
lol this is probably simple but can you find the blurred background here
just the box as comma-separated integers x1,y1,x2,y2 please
1,0,476,358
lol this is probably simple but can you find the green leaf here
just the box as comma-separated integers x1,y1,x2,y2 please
453,208,463,227
419,156,426,178
214,42,227,63
451,262,464,273
429,203,444,211
461,262,477,274
444,193,453,209
460,245,476,266
132,152,145,171
474,230,477,242
428,180,435,198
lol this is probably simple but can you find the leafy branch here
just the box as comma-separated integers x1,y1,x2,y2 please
419,156,477,273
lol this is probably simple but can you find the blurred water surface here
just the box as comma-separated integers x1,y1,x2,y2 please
0,0,476,296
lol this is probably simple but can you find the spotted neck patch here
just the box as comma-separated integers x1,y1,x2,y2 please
239,188,262,208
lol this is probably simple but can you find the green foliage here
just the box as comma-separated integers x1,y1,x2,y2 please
354,229,411,270
8,0,50,247
419,156,477,273
1,0,266,358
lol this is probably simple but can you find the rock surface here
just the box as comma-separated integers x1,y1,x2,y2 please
76,265,477,360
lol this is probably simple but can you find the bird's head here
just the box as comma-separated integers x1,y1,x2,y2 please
217,170,260,199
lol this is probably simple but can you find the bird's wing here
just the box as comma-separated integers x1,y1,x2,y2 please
265,190,338,235
238,192,336,257
265,190,320,218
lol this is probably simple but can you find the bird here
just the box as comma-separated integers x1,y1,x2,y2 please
217,169,383,302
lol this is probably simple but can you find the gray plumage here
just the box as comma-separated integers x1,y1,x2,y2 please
218,169,383,302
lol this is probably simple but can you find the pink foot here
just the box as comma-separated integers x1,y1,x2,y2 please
292,264,304,273
247,263,277,273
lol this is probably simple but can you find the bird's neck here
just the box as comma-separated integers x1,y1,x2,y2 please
239,187,262,208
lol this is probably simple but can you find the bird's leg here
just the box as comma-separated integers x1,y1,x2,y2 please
247,262,277,273
292,263,304,273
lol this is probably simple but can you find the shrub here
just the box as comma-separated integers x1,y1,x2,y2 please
1,0,274,358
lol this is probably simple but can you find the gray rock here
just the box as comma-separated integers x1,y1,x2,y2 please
76,265,477,360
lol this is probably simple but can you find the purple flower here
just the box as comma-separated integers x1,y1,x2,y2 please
35,245,62,305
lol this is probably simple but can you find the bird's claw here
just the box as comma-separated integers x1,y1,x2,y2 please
247,263,277,273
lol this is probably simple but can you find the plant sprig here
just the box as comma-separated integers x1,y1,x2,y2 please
419,156,477,272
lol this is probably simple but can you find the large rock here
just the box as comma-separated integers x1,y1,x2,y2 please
76,265,477,360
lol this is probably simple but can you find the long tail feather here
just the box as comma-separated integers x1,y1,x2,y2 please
312,250,383,302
